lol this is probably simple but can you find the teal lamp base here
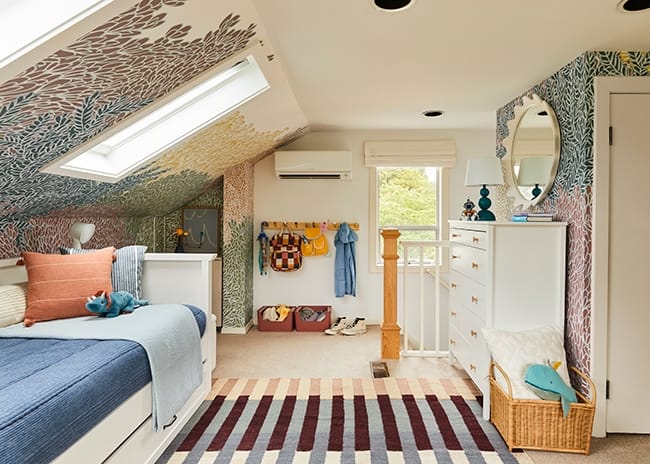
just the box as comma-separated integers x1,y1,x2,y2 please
476,185,496,221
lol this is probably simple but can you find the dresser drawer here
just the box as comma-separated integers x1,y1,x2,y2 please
449,271,487,320
450,243,488,284
450,226,488,249
449,325,488,394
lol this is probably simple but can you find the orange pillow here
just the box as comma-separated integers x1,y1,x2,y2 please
22,247,115,326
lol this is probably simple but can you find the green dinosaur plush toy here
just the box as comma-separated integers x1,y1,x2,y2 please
85,290,149,318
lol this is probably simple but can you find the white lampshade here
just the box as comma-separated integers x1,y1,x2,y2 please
464,157,504,187
69,223,95,249
517,156,553,186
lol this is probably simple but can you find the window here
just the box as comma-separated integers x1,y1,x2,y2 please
371,166,446,267
42,53,269,183
364,140,455,270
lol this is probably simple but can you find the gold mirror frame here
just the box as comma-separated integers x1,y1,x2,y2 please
503,93,560,210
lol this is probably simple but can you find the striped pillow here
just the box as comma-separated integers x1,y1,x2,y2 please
60,245,147,299
22,247,115,326
0,283,27,327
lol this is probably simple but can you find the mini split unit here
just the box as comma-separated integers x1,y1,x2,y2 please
273,150,353,180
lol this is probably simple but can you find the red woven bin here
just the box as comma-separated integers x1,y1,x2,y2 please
257,306,295,332
294,306,331,332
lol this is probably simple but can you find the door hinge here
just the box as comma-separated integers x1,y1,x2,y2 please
606,379,610,399
609,126,613,146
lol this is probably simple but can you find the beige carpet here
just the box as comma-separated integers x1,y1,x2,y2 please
214,325,650,463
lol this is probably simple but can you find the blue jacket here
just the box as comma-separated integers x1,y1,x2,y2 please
334,222,358,297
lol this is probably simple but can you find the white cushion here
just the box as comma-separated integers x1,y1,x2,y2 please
0,283,27,327
482,325,571,399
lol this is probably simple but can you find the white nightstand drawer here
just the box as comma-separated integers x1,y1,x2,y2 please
450,226,487,249
449,325,487,392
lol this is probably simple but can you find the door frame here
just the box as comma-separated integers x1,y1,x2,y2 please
592,76,650,437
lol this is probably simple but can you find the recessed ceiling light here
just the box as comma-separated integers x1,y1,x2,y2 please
617,0,650,12
422,110,444,118
373,0,415,12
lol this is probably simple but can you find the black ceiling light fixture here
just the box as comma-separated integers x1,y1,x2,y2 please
617,0,650,12
373,0,415,12
422,110,444,118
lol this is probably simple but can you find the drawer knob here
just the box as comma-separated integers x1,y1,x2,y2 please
451,255,460,260
469,364,477,371
449,338,456,345
471,261,479,269
472,236,479,243
452,233,460,238
471,296,478,304
470,329,478,338
450,311,457,317
450,282,457,289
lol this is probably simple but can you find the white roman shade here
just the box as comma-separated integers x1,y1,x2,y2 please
364,140,456,167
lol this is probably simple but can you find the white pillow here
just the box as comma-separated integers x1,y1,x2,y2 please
482,326,571,399
0,283,27,327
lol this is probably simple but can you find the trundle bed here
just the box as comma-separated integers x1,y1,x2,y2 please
0,255,216,464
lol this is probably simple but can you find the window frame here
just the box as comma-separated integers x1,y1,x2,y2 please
368,165,450,273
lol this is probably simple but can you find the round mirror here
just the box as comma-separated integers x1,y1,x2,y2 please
503,93,560,210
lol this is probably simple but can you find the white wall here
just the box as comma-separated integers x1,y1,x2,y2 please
253,129,496,333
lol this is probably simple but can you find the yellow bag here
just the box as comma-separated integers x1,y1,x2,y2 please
301,227,328,256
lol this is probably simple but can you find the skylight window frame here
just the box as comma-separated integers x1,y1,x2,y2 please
42,45,270,183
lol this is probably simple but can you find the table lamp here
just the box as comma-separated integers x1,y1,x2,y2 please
69,223,95,249
465,158,504,221
517,156,553,199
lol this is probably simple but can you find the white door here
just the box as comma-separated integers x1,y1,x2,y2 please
607,93,650,433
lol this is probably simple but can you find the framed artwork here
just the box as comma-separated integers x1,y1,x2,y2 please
182,207,220,253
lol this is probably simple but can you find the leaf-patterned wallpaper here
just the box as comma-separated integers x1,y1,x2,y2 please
0,0,306,258
0,0,308,330
496,51,650,380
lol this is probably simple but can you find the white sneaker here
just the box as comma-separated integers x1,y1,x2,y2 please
341,318,367,336
324,317,349,335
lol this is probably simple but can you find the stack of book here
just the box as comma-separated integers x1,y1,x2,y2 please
511,212,554,222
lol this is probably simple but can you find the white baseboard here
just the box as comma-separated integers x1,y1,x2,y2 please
220,319,253,335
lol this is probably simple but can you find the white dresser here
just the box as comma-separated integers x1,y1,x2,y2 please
448,220,566,418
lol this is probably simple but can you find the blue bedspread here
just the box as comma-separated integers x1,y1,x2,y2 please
0,304,206,464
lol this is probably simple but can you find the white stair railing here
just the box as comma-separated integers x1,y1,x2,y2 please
400,240,449,358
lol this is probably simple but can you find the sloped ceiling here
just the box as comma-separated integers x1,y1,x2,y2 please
0,0,307,229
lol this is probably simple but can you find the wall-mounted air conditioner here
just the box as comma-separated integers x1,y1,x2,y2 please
274,150,353,180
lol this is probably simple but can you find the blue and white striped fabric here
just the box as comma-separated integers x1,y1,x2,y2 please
60,245,147,298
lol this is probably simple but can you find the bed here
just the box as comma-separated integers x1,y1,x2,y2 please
0,254,216,464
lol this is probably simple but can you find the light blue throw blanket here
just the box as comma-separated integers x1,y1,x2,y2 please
0,304,202,431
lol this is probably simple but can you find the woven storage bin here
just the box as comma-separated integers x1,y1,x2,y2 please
294,305,331,332
489,362,596,455
257,306,295,332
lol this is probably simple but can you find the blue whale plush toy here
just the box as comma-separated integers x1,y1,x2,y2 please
524,361,577,417
86,290,149,318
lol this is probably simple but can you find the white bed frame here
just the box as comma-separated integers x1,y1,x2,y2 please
0,258,216,464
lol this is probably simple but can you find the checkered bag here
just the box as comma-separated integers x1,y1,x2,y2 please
269,224,303,272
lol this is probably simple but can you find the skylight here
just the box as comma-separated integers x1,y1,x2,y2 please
43,55,270,183
0,0,113,68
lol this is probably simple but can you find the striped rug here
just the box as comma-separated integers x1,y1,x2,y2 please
157,378,529,464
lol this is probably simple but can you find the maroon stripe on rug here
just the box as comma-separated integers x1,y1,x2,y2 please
328,395,344,451
377,394,402,451
177,395,226,451
424,395,462,450
237,395,273,451
297,395,320,451
207,395,249,451
354,395,370,451
267,395,297,451
401,394,433,450
450,395,494,451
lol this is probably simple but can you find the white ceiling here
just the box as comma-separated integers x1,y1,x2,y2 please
251,0,650,130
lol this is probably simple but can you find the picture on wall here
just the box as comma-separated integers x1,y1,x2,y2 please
182,207,220,253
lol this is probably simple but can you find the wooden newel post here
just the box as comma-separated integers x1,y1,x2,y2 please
381,228,401,359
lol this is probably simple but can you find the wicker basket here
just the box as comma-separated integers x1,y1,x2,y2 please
489,361,596,455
